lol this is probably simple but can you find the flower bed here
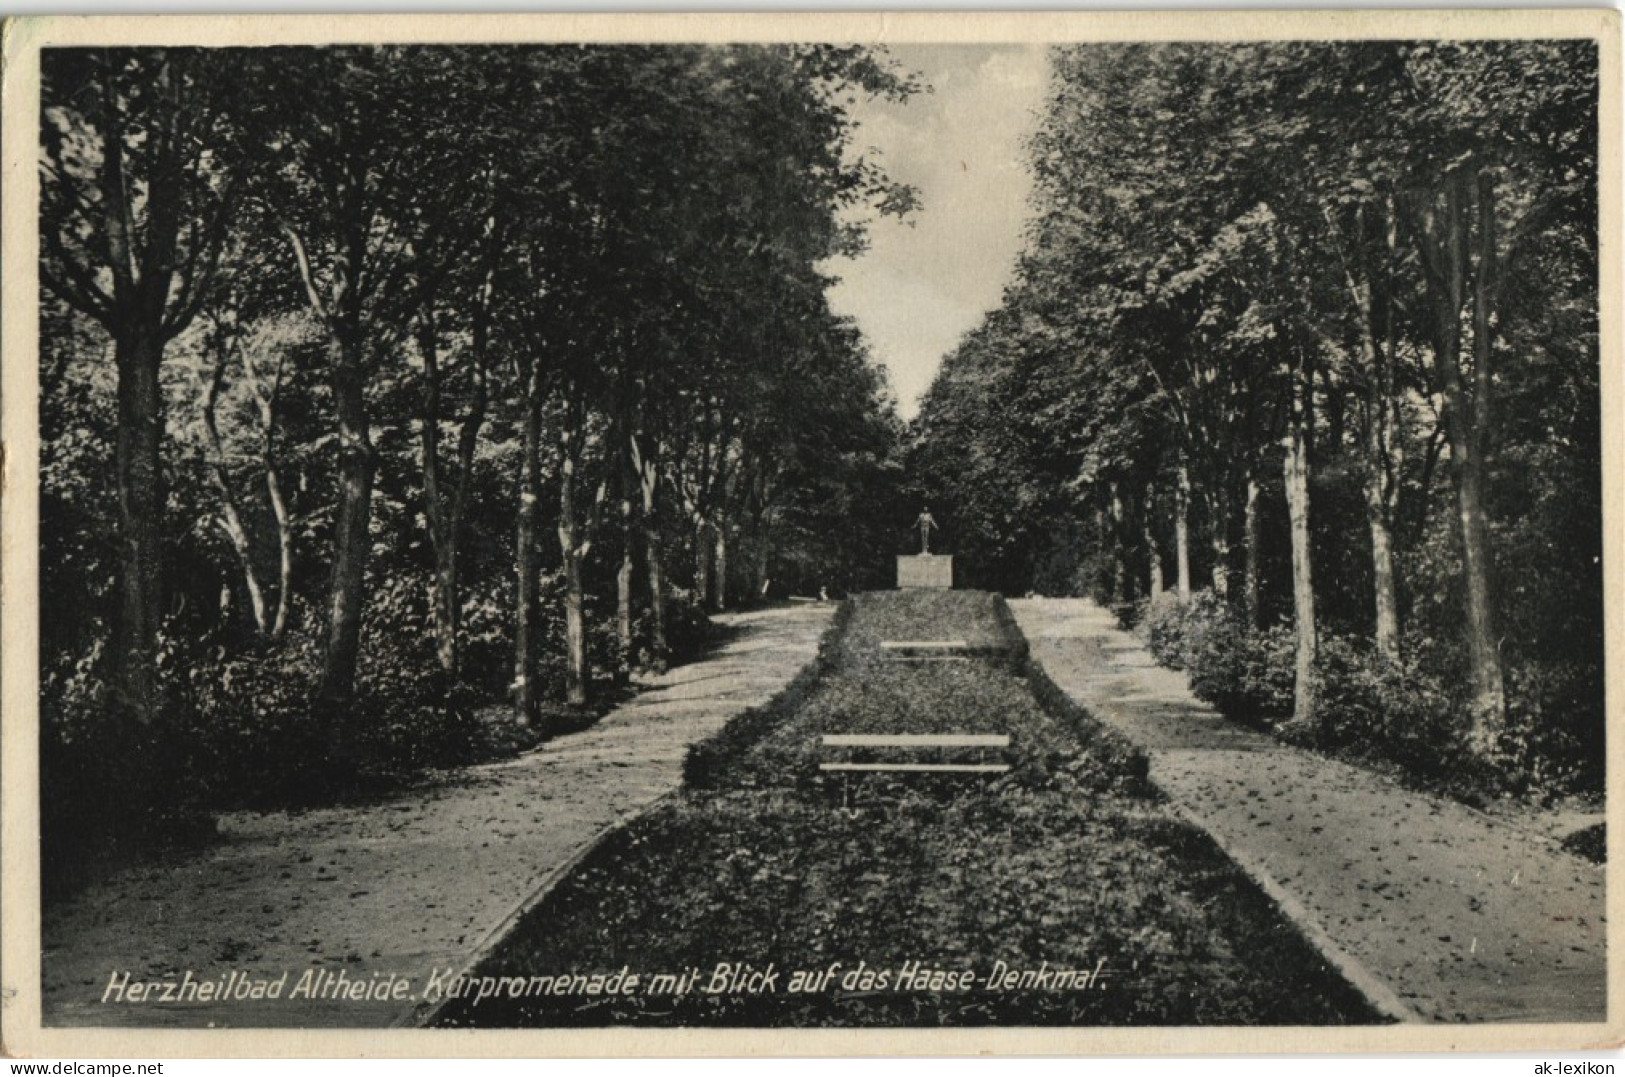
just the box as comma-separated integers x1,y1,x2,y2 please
434,590,1380,1028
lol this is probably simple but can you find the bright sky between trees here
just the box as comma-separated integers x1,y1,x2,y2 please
824,43,1051,420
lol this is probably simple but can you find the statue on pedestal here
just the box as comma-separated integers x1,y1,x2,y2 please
897,508,952,589
914,507,938,555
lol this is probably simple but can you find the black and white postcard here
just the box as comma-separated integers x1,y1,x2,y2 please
2,9,1620,1058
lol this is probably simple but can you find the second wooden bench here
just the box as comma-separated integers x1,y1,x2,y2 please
818,733,1011,774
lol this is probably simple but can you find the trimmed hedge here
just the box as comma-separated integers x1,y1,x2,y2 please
1135,589,1596,802
435,589,1381,1028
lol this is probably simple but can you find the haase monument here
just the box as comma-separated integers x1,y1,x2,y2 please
897,506,952,588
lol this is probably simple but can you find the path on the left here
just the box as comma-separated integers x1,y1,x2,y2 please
40,602,832,1029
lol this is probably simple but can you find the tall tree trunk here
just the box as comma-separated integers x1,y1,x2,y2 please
104,73,178,735
713,517,729,612
46,54,214,743
39,54,246,826
694,518,712,610
617,531,635,676
416,300,490,679
112,325,165,728
415,228,497,677
265,465,293,641
753,537,771,601
558,424,589,708
299,196,378,718
418,313,458,676
1412,173,1506,751
208,449,269,635
643,527,668,673
1143,484,1163,598
1323,367,1346,453
201,340,270,636
209,327,295,643
512,359,544,725
318,331,375,710
1367,486,1401,659
1285,363,1318,727
1092,502,1111,601
1344,200,1404,663
1463,172,1506,747
710,422,733,613
562,548,588,707
1208,488,1230,600
1203,449,1235,601
1175,460,1192,601
236,330,296,642
1403,421,1447,549
429,530,459,676
635,438,668,673
1108,482,1130,603
1243,476,1262,628
616,436,636,677
450,295,490,658
249,359,293,642
1360,312,1402,665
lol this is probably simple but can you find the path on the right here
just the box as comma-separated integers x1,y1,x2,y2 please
1011,598,1606,1025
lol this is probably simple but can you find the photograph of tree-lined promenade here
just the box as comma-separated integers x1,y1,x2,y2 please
28,29,1607,1036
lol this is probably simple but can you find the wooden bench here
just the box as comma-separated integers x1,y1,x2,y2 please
818,733,1011,774
878,640,973,663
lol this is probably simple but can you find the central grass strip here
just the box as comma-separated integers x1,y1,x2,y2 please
432,591,1383,1027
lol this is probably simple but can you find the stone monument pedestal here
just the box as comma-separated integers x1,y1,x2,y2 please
897,554,953,589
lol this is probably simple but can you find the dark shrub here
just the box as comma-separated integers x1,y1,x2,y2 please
1309,635,1466,783
1146,591,1293,725
349,572,490,771
166,614,328,808
460,573,517,698
157,576,497,813
1144,591,1191,668
663,587,721,663
1497,659,1605,796
1116,597,1149,632
1183,609,1293,725
41,634,171,895
1561,823,1605,864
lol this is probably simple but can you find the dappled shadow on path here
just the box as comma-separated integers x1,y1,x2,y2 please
39,603,833,1029
1011,598,1607,1025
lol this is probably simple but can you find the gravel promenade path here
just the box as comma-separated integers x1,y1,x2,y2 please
40,603,832,1029
1011,598,1606,1025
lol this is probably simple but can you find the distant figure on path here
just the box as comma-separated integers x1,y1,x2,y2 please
914,507,938,555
